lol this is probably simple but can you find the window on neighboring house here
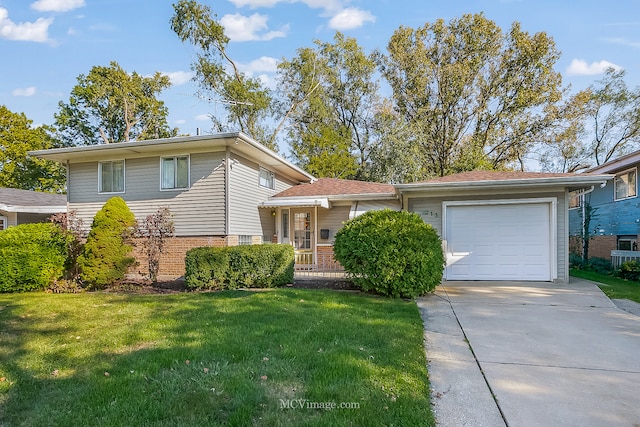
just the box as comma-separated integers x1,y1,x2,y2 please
617,235,637,251
161,156,189,190
99,160,125,193
568,191,582,209
238,235,253,245
614,168,637,201
259,167,275,190
0,216,6,231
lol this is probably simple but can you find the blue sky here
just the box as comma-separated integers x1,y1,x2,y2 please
2,0,640,145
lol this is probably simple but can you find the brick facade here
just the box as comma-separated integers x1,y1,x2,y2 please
569,235,617,260
130,235,238,279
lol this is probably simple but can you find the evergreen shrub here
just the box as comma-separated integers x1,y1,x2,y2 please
185,244,294,290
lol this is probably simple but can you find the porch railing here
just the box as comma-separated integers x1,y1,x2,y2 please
294,250,345,279
611,250,640,269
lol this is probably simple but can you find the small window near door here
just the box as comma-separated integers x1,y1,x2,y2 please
0,216,6,231
614,168,637,201
281,210,289,239
259,167,275,189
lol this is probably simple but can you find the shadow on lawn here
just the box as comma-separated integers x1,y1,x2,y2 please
0,290,433,426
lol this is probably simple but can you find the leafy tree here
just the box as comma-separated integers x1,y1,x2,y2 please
78,197,137,288
135,207,175,283
277,32,379,179
585,68,640,165
171,0,274,147
0,105,65,192
55,61,177,145
376,13,565,178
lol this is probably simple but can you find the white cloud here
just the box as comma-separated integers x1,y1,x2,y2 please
566,59,623,76
12,86,37,96
238,56,279,74
604,37,640,49
0,7,52,42
174,119,187,125
221,13,287,41
195,114,211,121
328,7,375,30
31,0,86,12
161,71,195,86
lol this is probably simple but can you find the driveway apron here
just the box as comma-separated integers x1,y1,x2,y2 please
417,279,640,427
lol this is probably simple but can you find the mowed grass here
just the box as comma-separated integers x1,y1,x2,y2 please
570,269,640,303
0,289,434,426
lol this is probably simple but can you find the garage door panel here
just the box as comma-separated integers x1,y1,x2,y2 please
445,203,552,281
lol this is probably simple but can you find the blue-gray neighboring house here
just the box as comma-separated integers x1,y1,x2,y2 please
569,150,640,266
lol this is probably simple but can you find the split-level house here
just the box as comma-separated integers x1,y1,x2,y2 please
32,132,611,282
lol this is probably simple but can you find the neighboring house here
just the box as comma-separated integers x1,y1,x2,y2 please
568,150,640,265
32,133,610,282
0,187,66,230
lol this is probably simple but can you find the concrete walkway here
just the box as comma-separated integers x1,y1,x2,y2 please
417,279,640,427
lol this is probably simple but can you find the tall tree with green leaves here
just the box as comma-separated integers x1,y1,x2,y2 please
170,0,274,148
376,13,566,178
55,61,177,145
585,68,640,165
0,105,65,192
276,32,380,179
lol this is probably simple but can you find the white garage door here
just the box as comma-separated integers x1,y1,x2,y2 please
445,202,552,281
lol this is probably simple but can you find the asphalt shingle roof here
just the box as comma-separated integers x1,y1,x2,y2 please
273,178,395,198
0,188,66,207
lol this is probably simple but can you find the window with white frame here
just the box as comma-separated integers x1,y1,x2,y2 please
259,167,275,189
161,156,189,190
0,216,6,231
99,160,125,193
568,190,582,209
614,168,637,201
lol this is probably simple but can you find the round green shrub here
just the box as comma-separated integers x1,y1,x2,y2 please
333,209,444,298
78,196,137,289
0,222,68,292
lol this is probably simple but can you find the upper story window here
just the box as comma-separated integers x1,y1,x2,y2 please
99,160,125,193
259,167,275,190
614,168,637,201
568,191,582,209
161,156,189,190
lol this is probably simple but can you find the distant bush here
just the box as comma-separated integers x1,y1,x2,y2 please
569,253,585,269
78,197,137,289
618,260,640,282
185,244,294,290
586,257,613,275
333,209,444,298
0,223,68,292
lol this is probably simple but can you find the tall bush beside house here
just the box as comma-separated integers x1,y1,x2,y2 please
333,209,444,298
78,197,136,289
0,223,68,292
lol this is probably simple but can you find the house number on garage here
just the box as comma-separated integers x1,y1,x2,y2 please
421,210,438,218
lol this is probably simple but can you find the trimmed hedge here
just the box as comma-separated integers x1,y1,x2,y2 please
0,222,68,292
333,209,444,298
185,244,294,290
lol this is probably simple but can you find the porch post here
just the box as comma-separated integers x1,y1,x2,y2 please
314,205,318,266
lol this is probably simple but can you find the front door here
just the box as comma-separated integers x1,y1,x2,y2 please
292,209,314,265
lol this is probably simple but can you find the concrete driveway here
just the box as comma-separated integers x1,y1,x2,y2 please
417,279,640,427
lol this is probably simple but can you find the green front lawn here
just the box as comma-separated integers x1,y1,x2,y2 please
0,289,434,426
570,269,640,303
